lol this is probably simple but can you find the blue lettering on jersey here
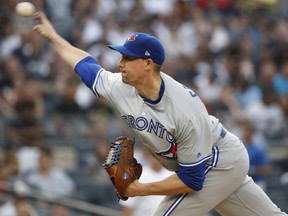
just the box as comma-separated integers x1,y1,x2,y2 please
122,115,176,158
183,85,197,97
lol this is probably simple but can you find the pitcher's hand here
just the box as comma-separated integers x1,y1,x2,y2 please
123,180,146,197
33,11,58,41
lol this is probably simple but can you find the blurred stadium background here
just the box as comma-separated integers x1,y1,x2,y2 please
0,0,288,215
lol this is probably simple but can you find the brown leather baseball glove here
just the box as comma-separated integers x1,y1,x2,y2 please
102,136,142,201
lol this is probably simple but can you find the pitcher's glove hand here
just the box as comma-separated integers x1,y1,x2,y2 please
102,136,142,201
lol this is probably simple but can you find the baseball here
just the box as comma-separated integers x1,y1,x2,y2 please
15,2,35,17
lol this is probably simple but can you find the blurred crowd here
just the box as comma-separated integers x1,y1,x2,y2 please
1,0,288,215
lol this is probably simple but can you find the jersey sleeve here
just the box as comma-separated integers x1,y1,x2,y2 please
74,56,121,99
175,111,213,191
74,56,102,93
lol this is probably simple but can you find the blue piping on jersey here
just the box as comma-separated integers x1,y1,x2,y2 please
142,78,165,104
163,193,188,216
163,148,220,215
92,68,104,97
205,146,219,174
178,155,212,167
177,156,209,191
177,148,219,191
74,56,102,96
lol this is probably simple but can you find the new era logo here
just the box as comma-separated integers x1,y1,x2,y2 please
145,51,150,56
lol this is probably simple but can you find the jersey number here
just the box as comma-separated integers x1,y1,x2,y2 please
183,85,197,97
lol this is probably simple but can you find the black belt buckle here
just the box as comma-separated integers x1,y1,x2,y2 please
220,127,227,138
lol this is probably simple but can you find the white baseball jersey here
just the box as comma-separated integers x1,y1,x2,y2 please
75,56,287,216
78,58,222,170
97,71,218,171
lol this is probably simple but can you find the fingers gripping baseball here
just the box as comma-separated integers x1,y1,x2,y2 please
33,12,58,41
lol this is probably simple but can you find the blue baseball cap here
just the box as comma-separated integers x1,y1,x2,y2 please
108,32,165,65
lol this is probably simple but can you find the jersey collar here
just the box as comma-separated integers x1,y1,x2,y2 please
142,78,165,105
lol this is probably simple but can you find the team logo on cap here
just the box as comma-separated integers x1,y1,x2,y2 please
127,34,138,42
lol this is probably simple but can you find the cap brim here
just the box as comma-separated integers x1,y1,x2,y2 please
108,45,140,58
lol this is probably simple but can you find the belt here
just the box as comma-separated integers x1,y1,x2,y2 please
220,127,227,138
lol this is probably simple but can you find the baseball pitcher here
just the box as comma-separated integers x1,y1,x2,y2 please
33,11,287,216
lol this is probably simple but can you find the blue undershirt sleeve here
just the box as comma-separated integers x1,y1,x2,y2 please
177,158,209,191
74,56,102,90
